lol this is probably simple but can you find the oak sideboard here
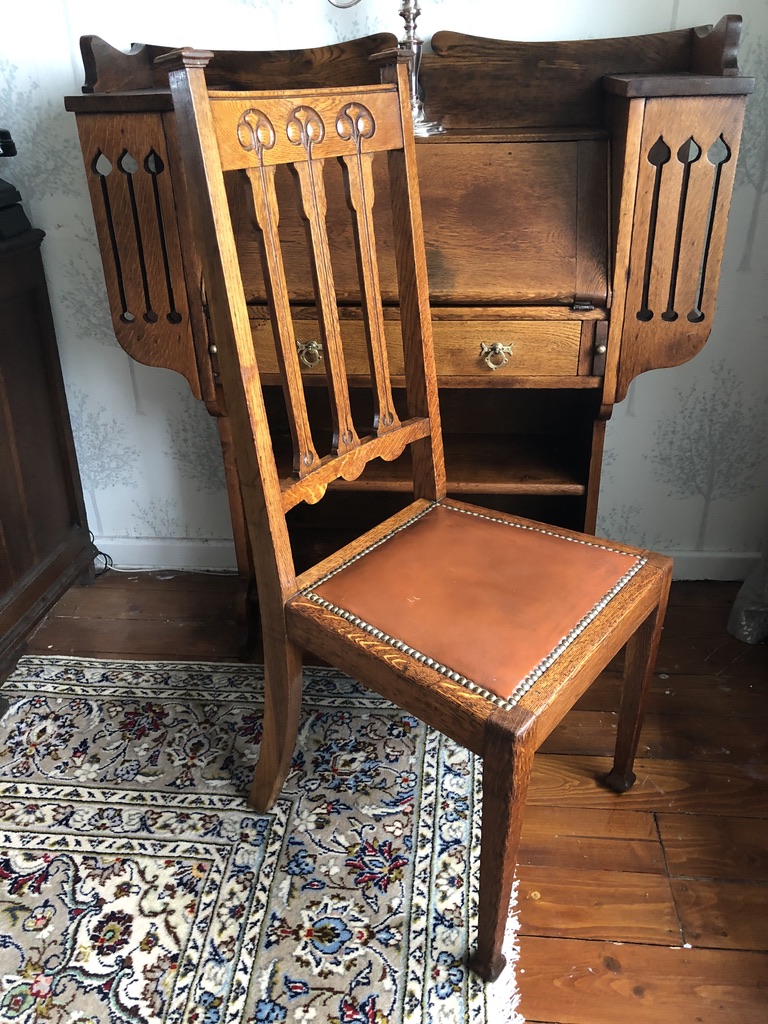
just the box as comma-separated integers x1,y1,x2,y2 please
64,17,752,619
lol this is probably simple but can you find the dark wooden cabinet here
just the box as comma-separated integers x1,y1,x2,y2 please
0,223,96,669
63,17,752,580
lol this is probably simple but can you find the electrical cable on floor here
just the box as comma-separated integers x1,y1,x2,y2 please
89,533,113,577
88,533,237,578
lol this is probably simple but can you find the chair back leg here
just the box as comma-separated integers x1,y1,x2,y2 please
249,640,304,811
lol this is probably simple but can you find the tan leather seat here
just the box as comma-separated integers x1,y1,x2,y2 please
299,500,643,706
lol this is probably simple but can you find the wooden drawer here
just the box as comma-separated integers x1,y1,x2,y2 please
249,316,584,383
430,320,581,377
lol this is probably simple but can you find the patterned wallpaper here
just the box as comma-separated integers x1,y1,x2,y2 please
1,0,766,577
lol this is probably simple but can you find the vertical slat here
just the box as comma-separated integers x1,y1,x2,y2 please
245,164,319,476
697,124,741,321
340,148,401,434
292,155,360,456
672,143,715,321
381,61,446,502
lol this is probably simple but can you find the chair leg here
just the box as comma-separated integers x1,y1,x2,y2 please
470,710,534,982
248,638,303,812
604,583,670,793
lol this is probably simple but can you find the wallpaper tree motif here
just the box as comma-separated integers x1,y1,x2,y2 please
735,34,767,271
165,405,227,494
67,388,141,535
0,60,82,201
130,497,196,538
647,361,768,551
58,217,116,342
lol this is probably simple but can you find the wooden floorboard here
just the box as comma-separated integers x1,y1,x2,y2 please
6,574,768,1024
542,707,768,761
519,937,768,1024
670,878,768,950
656,813,768,881
516,865,681,944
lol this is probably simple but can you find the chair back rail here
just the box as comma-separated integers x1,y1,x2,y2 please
162,54,444,563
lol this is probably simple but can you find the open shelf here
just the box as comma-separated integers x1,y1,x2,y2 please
267,385,596,501
274,432,585,496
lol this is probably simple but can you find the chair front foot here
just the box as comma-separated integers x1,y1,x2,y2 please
468,949,507,982
602,767,637,793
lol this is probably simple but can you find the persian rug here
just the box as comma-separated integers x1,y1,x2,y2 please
0,656,523,1024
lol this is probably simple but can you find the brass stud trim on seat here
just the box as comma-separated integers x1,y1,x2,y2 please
301,502,647,711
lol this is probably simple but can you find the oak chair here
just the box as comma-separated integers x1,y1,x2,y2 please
161,50,672,980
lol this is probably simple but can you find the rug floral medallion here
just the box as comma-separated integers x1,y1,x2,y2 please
0,656,522,1023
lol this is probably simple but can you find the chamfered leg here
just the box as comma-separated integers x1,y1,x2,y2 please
248,637,303,812
470,709,535,981
604,566,672,793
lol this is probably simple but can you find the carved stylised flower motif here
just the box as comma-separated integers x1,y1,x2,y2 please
286,106,325,152
237,109,276,158
336,102,376,146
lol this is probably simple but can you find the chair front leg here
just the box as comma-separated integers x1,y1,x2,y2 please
470,709,535,982
248,637,303,812
604,570,671,793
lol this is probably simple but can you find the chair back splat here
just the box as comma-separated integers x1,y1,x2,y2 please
161,48,672,983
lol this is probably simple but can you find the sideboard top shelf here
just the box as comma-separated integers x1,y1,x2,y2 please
67,15,753,129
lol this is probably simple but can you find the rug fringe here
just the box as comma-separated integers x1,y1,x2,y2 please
487,880,526,1024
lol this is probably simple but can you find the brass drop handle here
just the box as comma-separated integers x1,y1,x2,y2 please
480,341,513,370
297,339,323,369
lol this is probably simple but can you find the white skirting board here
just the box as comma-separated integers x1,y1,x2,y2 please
92,537,239,573
91,537,761,582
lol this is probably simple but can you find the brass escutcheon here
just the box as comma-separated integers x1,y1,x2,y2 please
480,341,514,370
297,339,323,368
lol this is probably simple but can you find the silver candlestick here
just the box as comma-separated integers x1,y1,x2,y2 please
397,1,444,135
327,0,444,135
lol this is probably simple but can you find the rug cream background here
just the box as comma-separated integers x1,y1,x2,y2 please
1,0,766,578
